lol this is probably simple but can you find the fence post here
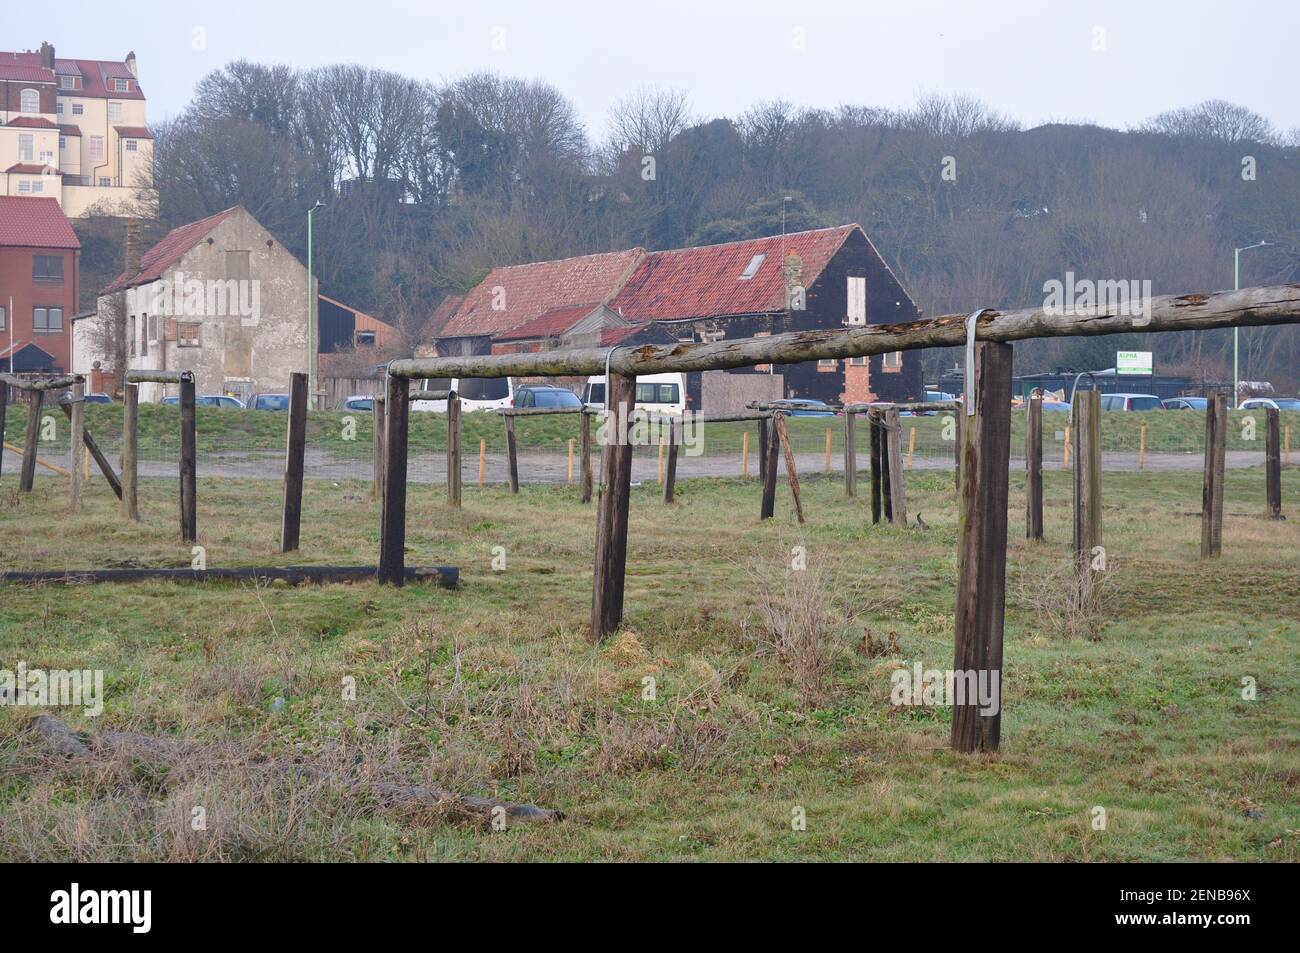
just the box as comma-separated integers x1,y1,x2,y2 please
1200,394,1227,557
447,392,462,508
869,409,883,524
478,437,486,488
906,425,916,470
760,414,779,520
758,418,770,483
741,430,749,477
567,437,575,484
1072,390,1102,609
591,372,635,641
1026,393,1043,540
885,407,907,525
0,381,6,481
179,373,197,544
378,374,409,585
280,372,308,552
122,383,140,520
843,409,856,497
371,396,386,502
504,413,519,494
19,388,42,493
953,411,962,492
580,410,593,503
1138,423,1147,470
69,377,84,512
1265,407,1282,520
774,414,804,524
663,417,679,504
951,340,1014,754
824,427,832,475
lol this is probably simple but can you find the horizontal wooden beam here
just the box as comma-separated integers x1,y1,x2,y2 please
410,389,452,402
845,401,962,414
387,284,1300,380
126,369,194,385
0,373,79,391
0,565,459,587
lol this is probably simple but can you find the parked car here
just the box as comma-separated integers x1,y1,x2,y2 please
1240,397,1300,411
336,395,374,412
1099,393,1163,411
769,398,838,417
1041,400,1072,412
583,373,687,415
513,385,583,409
250,393,291,411
1163,397,1208,410
159,394,246,408
84,392,112,404
452,376,515,412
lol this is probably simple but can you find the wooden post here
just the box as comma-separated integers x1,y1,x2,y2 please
885,407,907,526
591,372,635,641
657,435,665,483
0,381,7,481
179,373,197,544
760,414,779,520
371,396,386,502
1285,425,1292,467
774,414,804,524
951,341,1014,754
1072,390,1102,608
122,386,142,514
741,430,749,477
68,378,84,512
58,401,122,500
478,438,486,487
1200,394,1227,558
504,414,519,494
953,412,962,491
663,417,679,504
906,425,916,470
446,392,462,508
1062,426,1071,469
869,410,883,524
378,374,410,585
824,428,832,474
1026,393,1043,540
280,371,308,552
843,410,857,497
1138,423,1147,470
580,410,593,503
1265,407,1282,520
19,388,42,493
567,437,575,484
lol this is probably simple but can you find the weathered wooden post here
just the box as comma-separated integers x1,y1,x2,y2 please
774,413,804,524
1026,392,1043,540
1200,393,1226,557
179,372,197,544
869,409,883,524
280,372,308,552
663,416,679,504
57,400,121,500
591,372,635,641
371,396,386,502
580,409,593,503
885,407,907,525
20,388,42,493
1265,407,1282,520
1072,389,1102,608
447,391,462,508
741,430,749,477
824,428,832,474
843,409,857,497
68,377,84,511
378,374,410,585
504,413,519,494
122,383,140,520
478,438,486,487
953,411,962,491
951,341,1013,754
760,414,779,520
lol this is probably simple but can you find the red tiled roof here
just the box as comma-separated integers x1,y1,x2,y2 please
5,163,61,175
0,63,54,83
104,206,240,292
609,226,858,322
428,294,463,335
495,303,601,341
439,248,646,338
6,116,58,129
114,125,152,139
599,325,650,346
0,196,79,249
0,51,144,99
58,124,81,136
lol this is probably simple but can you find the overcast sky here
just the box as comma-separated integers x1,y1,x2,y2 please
17,0,1300,137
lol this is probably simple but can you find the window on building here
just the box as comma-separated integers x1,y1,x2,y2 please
59,75,75,90
59,136,67,149
30,180,44,193
108,102,123,122
178,322,201,347
882,351,903,370
20,88,39,113
71,102,84,116
0,305,6,331
17,181,31,193
128,316,136,356
818,358,838,370
125,139,137,152
110,79,130,92
846,276,867,325
88,136,104,162
225,250,251,281
39,149,53,163
33,307,64,332
140,314,149,355
738,253,766,280
848,356,868,366
56,102,64,115
18,134,34,161
355,330,376,346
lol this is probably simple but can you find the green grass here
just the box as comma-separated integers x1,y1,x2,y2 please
0,462,1296,860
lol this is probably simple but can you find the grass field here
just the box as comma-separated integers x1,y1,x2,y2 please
0,463,1297,861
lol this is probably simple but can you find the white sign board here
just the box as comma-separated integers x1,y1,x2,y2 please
1116,351,1152,375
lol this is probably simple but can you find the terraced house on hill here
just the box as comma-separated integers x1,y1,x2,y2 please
433,225,923,411
0,41,153,216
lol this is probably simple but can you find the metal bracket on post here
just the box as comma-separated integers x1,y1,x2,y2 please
964,309,985,417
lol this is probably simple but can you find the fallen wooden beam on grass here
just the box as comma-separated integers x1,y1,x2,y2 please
0,565,458,587
4,440,69,477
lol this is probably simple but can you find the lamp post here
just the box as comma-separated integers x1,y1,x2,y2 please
306,201,326,406
1232,240,1271,407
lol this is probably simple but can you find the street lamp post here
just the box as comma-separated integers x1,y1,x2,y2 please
307,201,326,407
1232,240,1272,408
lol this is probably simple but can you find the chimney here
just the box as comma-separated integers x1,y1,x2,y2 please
124,218,141,276
125,51,137,78
39,41,55,70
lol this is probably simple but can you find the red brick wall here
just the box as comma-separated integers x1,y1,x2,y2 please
0,244,78,372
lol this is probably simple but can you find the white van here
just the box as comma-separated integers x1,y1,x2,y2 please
412,376,515,413
583,373,687,415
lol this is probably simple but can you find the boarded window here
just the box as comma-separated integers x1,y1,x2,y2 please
178,322,201,347
846,276,867,325
223,325,253,378
225,251,251,281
